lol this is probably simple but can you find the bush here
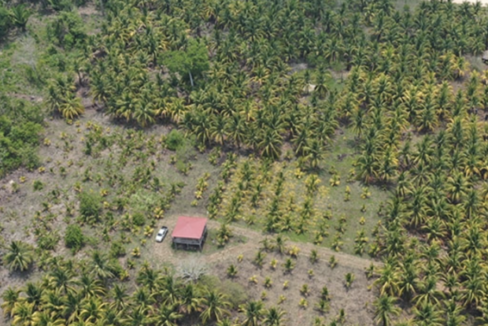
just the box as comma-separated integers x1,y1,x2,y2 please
33,180,44,191
165,129,184,151
0,7,11,40
79,190,101,223
0,98,42,177
109,241,126,258
64,224,84,251
200,275,248,308
38,232,60,250
46,12,86,48
132,212,146,227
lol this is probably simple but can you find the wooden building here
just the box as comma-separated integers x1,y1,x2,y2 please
172,216,208,250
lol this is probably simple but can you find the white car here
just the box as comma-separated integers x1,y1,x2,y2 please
155,226,168,243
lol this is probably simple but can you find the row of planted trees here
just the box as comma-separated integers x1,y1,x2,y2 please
2,255,288,325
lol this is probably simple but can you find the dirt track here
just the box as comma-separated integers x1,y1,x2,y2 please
205,220,382,271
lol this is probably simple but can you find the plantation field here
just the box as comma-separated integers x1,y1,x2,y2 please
2,0,488,325
0,106,381,324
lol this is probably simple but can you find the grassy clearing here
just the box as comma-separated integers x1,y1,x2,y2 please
0,110,221,273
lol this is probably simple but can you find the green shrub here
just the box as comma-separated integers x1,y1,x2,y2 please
65,224,84,251
79,191,101,223
0,7,11,40
200,275,248,308
33,180,44,191
165,129,184,151
132,212,146,227
38,232,60,250
109,241,126,258
46,12,86,48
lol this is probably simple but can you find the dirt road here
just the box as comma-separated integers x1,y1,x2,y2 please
205,220,381,271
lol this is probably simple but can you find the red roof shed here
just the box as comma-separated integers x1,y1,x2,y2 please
172,216,208,240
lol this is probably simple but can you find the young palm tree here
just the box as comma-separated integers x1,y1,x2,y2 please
374,294,401,326
11,301,35,326
3,240,34,272
9,5,31,31
1,288,20,317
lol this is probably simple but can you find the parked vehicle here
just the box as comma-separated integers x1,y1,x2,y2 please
155,226,168,243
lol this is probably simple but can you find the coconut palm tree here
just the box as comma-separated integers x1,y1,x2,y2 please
240,300,266,326
3,240,34,272
200,290,230,323
151,304,183,326
374,294,401,326
263,307,286,326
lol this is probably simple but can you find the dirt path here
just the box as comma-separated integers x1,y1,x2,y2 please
205,220,381,271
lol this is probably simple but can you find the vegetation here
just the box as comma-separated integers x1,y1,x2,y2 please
2,0,488,324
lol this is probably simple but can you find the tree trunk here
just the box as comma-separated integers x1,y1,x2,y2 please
189,71,194,87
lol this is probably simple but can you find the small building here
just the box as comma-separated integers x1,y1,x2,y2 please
172,216,208,251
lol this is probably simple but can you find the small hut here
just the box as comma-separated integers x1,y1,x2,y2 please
172,216,208,250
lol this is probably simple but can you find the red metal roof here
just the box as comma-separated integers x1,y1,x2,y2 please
172,216,208,239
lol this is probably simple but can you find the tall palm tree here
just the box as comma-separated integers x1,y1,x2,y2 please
88,251,116,281
240,300,266,326
263,307,286,326
151,304,183,326
200,290,230,323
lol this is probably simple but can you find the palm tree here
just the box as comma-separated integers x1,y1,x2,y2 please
9,5,31,31
47,266,76,295
32,310,65,326
374,294,401,326
257,129,282,159
263,307,286,326
273,235,287,255
200,290,230,323
11,301,35,326
24,282,43,309
3,240,34,272
78,273,106,298
151,304,183,326
79,296,107,323
1,288,20,317
88,251,116,281
136,265,163,293
413,302,443,326
240,300,265,326
178,283,202,314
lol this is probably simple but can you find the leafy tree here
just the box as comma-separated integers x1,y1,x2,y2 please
163,39,209,87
